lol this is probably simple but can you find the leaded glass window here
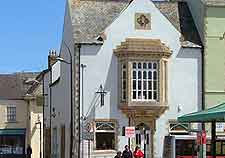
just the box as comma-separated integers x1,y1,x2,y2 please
132,61,159,101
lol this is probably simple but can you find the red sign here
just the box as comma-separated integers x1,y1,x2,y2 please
202,130,207,144
125,127,135,138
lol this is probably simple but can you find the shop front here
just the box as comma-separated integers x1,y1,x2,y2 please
0,129,26,158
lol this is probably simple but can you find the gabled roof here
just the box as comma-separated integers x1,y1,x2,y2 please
0,72,39,100
71,0,201,46
26,69,49,95
72,0,130,44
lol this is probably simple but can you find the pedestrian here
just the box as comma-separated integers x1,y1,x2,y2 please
133,146,144,158
26,145,32,158
114,151,122,158
122,145,132,158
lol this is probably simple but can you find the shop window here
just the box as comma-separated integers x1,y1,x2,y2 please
95,121,116,150
6,106,16,122
204,140,225,156
0,135,25,155
52,128,58,158
176,140,197,156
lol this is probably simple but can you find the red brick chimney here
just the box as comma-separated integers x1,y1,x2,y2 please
48,50,58,68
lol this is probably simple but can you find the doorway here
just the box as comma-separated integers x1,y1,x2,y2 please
135,123,151,158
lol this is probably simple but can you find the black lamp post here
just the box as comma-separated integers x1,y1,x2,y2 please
56,42,73,158
80,63,86,158
36,115,42,158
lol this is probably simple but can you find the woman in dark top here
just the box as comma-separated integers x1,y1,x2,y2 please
114,151,122,158
26,145,32,158
122,145,132,158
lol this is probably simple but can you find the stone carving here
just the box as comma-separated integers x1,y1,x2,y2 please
137,14,149,27
135,13,151,30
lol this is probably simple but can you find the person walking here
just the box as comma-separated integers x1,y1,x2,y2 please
26,145,32,158
114,151,122,158
133,146,144,158
122,145,132,158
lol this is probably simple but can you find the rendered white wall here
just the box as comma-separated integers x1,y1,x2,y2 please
50,1,75,158
79,0,202,157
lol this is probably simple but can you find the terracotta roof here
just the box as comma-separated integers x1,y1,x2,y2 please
71,0,201,46
0,72,39,100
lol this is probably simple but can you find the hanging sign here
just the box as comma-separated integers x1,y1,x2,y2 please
216,123,225,132
125,127,135,138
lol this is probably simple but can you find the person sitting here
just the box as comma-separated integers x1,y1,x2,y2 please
133,146,144,158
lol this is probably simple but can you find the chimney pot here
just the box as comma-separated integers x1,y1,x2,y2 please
48,49,58,68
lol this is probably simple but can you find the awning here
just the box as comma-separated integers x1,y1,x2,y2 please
0,129,26,135
178,102,225,123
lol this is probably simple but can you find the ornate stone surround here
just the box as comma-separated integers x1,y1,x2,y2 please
113,38,172,118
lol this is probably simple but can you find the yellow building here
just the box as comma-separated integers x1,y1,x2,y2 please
0,72,43,158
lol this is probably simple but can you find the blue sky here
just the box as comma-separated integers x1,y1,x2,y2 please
0,0,65,73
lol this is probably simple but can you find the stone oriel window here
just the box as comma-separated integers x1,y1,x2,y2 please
114,38,171,109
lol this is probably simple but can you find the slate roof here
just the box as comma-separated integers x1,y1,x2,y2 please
203,0,225,6
71,0,201,46
0,72,39,100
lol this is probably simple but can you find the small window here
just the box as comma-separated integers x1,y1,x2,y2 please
7,106,16,122
36,95,44,106
121,64,127,101
95,121,116,150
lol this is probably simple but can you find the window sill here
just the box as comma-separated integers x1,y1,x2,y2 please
92,150,117,155
5,121,18,124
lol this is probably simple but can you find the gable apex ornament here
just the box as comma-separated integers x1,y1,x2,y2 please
135,13,151,30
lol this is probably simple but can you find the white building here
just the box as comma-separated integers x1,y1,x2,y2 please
49,0,203,157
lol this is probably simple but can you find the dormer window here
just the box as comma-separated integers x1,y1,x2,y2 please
132,61,158,101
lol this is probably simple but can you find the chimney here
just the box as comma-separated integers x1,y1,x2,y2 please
48,49,58,68
71,0,80,7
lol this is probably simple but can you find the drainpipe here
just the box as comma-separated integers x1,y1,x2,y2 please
49,67,52,158
42,72,46,158
201,46,205,129
201,45,206,158
78,43,81,158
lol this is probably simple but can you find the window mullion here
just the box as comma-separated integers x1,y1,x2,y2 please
141,67,143,101
135,69,137,100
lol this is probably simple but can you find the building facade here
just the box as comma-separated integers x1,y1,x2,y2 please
47,0,203,157
0,72,43,158
186,0,225,154
187,0,225,108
